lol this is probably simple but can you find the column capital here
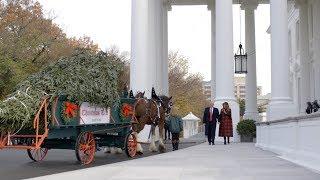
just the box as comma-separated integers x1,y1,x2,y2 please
294,0,308,8
240,0,258,11
163,0,172,11
207,0,215,11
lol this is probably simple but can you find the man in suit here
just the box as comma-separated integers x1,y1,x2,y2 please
203,101,220,145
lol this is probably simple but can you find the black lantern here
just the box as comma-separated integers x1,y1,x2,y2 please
234,44,247,74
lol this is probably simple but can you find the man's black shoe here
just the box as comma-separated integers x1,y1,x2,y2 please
212,142,215,145
209,142,212,145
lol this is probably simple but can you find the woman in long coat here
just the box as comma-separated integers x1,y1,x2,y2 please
219,102,233,144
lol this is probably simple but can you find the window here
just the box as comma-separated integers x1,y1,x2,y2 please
296,20,300,51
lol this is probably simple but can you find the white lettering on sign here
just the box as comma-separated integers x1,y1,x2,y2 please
80,102,110,125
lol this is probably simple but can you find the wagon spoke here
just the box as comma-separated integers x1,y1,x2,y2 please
76,132,95,165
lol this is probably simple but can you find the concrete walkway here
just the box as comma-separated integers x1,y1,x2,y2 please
29,143,320,180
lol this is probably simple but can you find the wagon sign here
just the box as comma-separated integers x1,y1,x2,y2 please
80,102,110,125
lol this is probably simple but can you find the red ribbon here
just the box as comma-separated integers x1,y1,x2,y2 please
122,104,133,117
64,102,79,118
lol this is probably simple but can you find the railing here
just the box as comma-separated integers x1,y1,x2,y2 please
0,96,50,150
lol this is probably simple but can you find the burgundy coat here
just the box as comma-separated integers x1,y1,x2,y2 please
218,109,233,137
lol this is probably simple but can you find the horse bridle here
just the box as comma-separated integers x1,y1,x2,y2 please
132,98,160,125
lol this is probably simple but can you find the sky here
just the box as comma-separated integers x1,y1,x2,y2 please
38,0,271,95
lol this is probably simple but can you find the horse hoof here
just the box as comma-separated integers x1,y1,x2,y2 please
149,148,158,152
159,146,166,153
104,147,111,153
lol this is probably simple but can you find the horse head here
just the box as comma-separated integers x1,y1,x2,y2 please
135,91,145,99
159,95,173,115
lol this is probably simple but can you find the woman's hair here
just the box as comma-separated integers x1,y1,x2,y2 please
223,102,230,109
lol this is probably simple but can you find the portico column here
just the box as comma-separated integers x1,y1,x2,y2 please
131,0,160,97
241,1,259,121
162,1,171,96
296,0,310,113
155,0,164,94
131,0,152,96
215,0,240,142
268,0,295,120
208,0,216,101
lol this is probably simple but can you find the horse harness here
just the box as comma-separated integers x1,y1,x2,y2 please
133,98,163,126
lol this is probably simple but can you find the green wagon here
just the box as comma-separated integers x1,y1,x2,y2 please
0,95,138,165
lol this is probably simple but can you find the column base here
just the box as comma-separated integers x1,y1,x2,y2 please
267,98,297,121
214,99,240,142
244,111,259,121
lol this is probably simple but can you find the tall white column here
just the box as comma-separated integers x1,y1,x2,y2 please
131,0,162,98
130,0,151,96
268,0,296,120
162,1,170,96
148,0,158,95
296,0,310,113
215,0,240,142
131,0,157,142
155,0,164,94
208,1,216,101
242,1,258,121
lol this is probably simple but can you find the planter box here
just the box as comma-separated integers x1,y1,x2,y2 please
240,135,254,142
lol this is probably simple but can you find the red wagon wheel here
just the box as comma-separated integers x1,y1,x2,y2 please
75,132,96,165
125,131,137,158
27,148,48,162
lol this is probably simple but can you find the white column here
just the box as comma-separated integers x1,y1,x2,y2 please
130,0,151,96
215,0,240,142
296,0,310,113
268,0,296,120
148,0,158,96
131,0,155,143
208,1,216,101
242,1,259,121
162,1,170,96
155,0,164,94
131,0,161,98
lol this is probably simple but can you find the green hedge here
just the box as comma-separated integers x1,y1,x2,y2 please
236,119,256,137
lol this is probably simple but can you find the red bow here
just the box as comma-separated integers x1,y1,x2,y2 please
122,104,133,117
64,102,79,118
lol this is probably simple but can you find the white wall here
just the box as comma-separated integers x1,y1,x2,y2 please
256,114,320,172
285,1,320,115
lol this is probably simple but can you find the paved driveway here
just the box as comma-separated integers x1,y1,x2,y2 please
30,143,320,180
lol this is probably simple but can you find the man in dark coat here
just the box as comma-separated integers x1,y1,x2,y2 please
203,101,220,145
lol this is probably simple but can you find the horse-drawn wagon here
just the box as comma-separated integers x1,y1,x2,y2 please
0,95,138,165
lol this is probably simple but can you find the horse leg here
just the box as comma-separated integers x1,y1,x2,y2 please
158,118,166,153
149,125,158,152
133,132,144,154
116,148,123,154
104,146,111,153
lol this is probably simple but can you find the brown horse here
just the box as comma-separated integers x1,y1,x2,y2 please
132,92,172,153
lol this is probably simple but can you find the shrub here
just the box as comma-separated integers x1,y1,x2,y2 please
236,119,256,137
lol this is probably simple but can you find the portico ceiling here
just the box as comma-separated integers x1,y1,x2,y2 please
171,0,270,6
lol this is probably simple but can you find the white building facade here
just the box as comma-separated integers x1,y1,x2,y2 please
130,0,320,171
256,0,320,172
